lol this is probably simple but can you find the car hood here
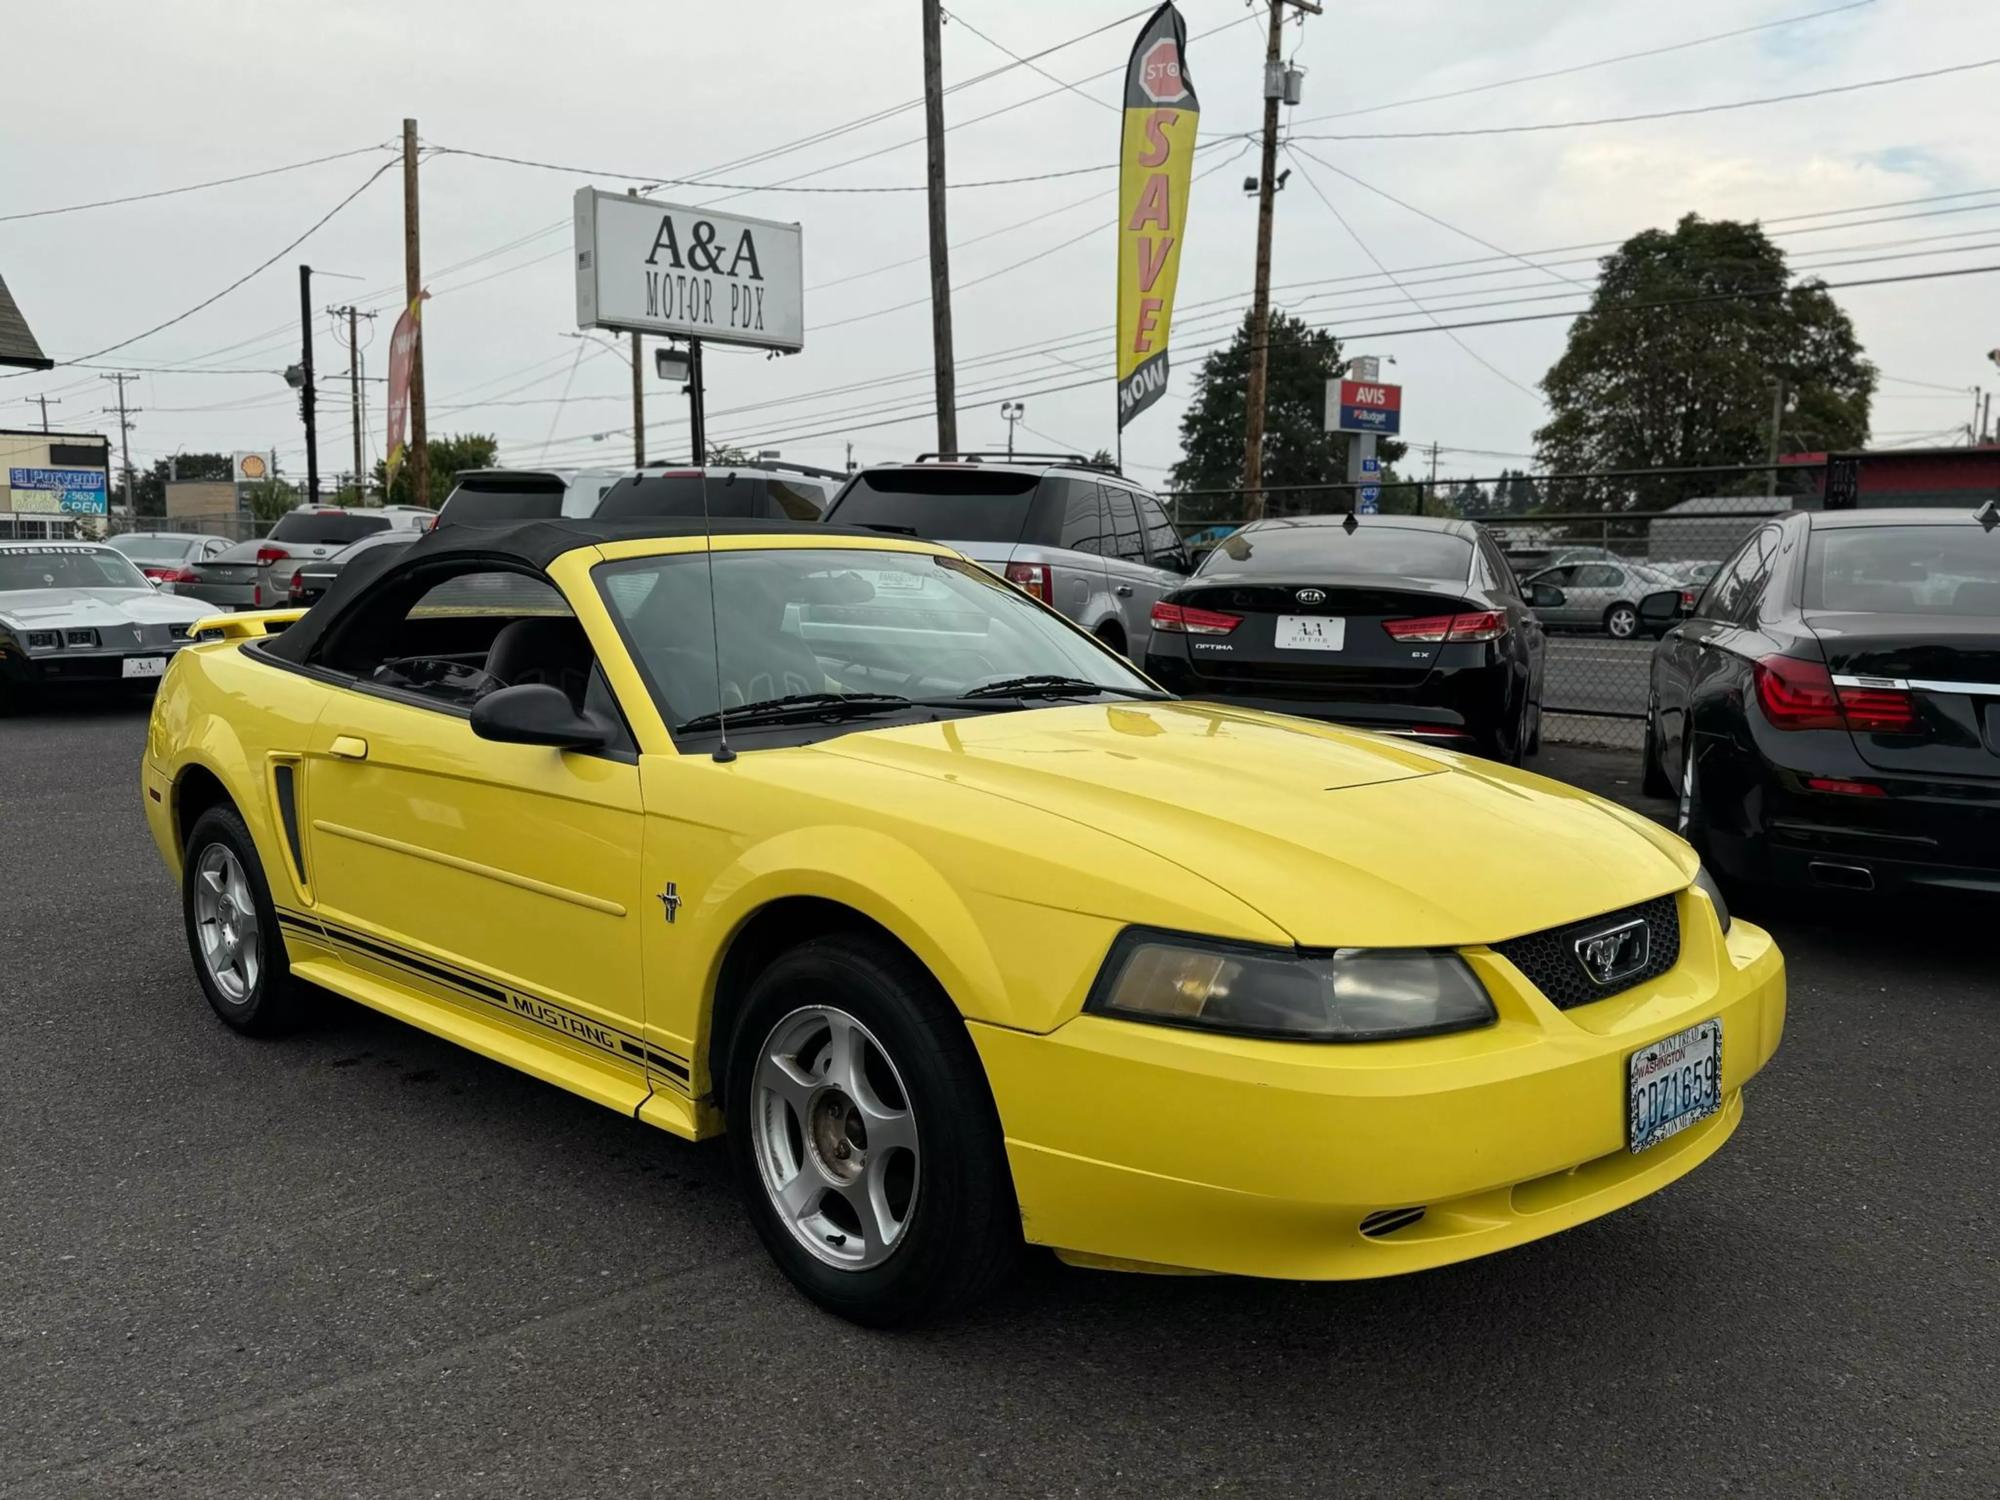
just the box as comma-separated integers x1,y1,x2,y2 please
0,586,213,628
820,701,1694,947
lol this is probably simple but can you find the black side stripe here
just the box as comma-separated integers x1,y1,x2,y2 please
272,909,692,1081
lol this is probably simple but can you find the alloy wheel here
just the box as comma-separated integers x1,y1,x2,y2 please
1678,747,1696,836
192,843,260,1002
1608,606,1638,639
749,1005,921,1271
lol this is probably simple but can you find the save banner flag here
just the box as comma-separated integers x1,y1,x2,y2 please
1116,2,1199,431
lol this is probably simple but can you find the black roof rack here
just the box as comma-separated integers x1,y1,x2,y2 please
913,450,1115,472
638,458,848,482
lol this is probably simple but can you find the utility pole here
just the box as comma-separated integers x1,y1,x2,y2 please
921,0,958,457
402,118,429,506
297,265,319,503
99,373,140,512
1427,440,1440,514
627,187,646,467
23,395,61,432
329,304,377,495
1765,378,1787,496
1241,0,1317,520
1971,386,1986,447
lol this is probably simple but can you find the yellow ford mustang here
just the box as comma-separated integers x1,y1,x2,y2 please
143,517,1784,1325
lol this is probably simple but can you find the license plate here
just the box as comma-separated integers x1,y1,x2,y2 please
1275,615,1345,651
1628,1018,1722,1152
121,656,166,680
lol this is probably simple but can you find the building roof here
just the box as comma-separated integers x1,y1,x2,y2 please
0,275,52,371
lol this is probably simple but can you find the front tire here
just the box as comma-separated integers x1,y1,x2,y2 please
724,934,1019,1327
1642,702,1674,798
181,805,310,1035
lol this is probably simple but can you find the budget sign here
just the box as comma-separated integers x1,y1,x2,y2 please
1329,378,1403,436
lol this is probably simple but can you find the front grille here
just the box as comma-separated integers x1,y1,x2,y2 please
1494,894,1681,1010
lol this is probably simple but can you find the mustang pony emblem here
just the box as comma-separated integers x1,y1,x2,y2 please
1574,917,1650,985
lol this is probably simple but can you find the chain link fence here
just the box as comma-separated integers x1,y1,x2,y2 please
1164,462,1819,751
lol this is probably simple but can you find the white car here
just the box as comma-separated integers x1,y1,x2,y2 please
0,541,214,701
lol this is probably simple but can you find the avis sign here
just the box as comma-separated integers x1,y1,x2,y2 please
1327,376,1403,436
574,189,804,353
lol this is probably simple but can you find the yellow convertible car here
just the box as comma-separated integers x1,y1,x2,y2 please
143,518,1785,1325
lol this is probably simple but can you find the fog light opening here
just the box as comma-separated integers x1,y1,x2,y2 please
1359,1206,1427,1238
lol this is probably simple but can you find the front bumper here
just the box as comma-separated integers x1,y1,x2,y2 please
0,641,185,687
972,895,1784,1280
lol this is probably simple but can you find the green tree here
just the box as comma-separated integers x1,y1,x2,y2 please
132,451,234,516
370,432,500,508
1169,311,1405,524
1534,214,1873,511
243,478,300,523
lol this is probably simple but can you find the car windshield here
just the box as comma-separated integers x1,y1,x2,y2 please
1805,525,2000,616
826,470,1040,543
106,535,195,563
266,511,393,545
1199,523,1473,581
0,546,151,592
596,546,1156,744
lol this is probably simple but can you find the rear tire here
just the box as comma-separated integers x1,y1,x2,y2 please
1095,623,1128,659
1605,603,1639,639
724,934,1019,1327
181,805,311,1036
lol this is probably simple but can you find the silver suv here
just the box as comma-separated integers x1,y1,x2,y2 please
820,455,1190,655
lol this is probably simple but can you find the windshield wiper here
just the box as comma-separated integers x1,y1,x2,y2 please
674,692,916,735
955,674,1167,701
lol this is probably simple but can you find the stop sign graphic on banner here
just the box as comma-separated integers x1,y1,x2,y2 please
1139,39,1186,103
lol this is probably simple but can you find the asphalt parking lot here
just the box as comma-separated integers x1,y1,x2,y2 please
4,696,1996,1498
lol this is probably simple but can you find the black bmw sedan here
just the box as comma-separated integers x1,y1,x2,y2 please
1142,514,1547,762
1643,505,2000,894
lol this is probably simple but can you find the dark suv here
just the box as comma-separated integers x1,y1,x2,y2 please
820,454,1190,655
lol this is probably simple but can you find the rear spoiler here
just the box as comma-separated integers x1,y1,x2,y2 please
189,609,307,641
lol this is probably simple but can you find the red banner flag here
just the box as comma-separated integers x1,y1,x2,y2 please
384,290,428,492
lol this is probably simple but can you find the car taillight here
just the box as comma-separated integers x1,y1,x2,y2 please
1754,655,1918,733
1806,777,1886,797
1004,561,1053,602
287,569,306,598
255,545,286,565
1151,600,1241,636
158,566,198,584
253,584,263,607
1384,611,1509,643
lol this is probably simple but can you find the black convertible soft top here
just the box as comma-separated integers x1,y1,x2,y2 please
259,516,888,664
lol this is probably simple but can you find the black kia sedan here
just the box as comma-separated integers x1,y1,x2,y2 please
1643,505,2000,894
1142,515,1547,762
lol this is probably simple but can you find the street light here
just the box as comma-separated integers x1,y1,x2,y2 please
1000,399,1026,458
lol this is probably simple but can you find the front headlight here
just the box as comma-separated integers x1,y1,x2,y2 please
1691,866,1732,935
1088,930,1498,1042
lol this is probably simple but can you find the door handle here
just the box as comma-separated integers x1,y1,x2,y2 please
1115,584,1133,597
328,735,368,760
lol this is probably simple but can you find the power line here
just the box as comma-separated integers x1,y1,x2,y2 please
1291,0,1878,126
1286,58,2000,142
529,247,2000,464
2,158,398,380
1282,145,1542,400
426,135,1248,195
943,8,1123,114
0,143,392,223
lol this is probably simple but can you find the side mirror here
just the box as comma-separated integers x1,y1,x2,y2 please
470,683,607,750
1527,583,1566,608
1639,588,1693,629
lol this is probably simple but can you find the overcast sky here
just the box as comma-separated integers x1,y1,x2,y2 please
5,0,1997,491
